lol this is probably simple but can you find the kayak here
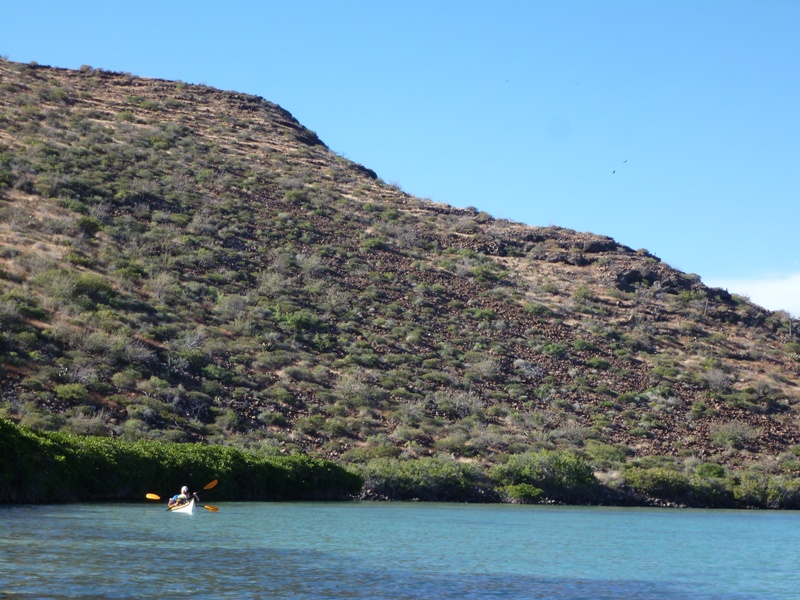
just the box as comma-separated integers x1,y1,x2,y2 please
146,481,218,513
169,499,195,514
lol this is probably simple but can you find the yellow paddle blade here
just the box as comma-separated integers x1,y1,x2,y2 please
203,479,218,490
201,505,219,512
146,493,161,500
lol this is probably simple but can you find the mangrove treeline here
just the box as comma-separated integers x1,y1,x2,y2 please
4,418,800,508
0,418,361,503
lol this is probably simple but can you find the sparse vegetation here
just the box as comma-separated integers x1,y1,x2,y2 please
0,60,799,507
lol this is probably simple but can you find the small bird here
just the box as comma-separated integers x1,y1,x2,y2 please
612,170,616,174
623,160,627,163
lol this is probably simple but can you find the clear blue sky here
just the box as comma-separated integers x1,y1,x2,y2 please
2,1,799,314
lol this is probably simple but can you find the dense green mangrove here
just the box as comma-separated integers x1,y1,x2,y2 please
0,418,362,503
5,417,800,507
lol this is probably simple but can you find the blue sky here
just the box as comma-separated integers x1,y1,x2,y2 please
2,1,799,314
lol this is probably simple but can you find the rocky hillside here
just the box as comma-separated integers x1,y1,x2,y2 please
1,60,799,503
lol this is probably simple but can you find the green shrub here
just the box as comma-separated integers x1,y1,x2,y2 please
202,364,230,382
523,303,552,318
490,450,596,502
1,290,47,320
538,342,567,358
357,456,490,501
690,402,713,419
340,436,400,463
53,383,89,403
434,432,474,456
710,421,757,449
278,309,322,332
360,237,385,251
572,339,598,352
586,356,610,370
696,462,725,478
257,409,287,427
584,441,630,467
624,467,692,500
572,286,596,302
501,483,543,503
731,472,777,508
111,369,141,390
74,273,116,305
283,189,308,204
77,216,102,237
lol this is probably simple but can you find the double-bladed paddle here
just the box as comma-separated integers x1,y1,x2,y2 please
146,479,220,512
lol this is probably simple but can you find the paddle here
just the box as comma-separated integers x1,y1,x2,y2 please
197,479,219,512
196,480,219,511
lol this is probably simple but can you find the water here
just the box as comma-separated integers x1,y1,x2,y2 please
1,502,798,599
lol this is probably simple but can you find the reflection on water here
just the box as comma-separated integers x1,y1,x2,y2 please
0,503,798,599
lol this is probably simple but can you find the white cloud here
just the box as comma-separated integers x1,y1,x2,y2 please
705,272,800,318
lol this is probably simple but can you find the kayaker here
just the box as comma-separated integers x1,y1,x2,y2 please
168,485,199,507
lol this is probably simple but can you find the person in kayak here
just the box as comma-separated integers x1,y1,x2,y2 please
168,485,199,508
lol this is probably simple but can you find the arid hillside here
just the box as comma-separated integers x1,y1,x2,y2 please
2,59,799,504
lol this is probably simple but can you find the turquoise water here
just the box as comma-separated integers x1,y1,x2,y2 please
1,502,798,599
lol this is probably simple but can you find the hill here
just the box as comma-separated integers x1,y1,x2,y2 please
1,59,799,506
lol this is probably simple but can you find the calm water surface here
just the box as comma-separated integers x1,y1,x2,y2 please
1,502,798,599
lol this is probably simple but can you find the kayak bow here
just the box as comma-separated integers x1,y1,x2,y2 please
168,499,195,514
